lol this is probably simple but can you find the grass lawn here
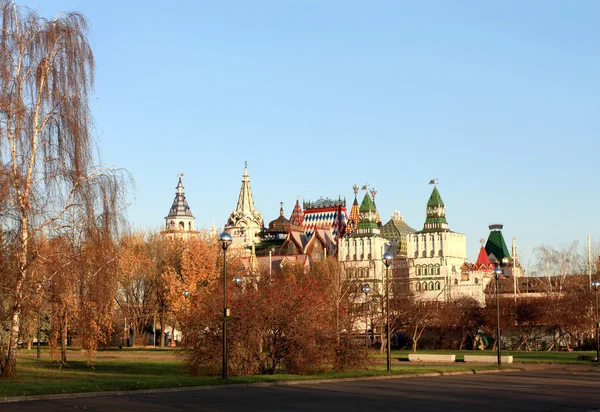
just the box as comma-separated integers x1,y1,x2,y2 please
372,349,598,363
1,348,504,398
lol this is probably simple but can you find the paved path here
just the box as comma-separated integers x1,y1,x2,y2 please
6,365,600,412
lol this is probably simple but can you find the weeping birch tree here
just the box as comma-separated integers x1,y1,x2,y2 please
0,1,126,377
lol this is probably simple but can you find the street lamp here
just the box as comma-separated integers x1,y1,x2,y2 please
233,276,243,288
382,252,393,372
492,258,507,366
219,232,233,380
592,280,600,363
362,284,371,348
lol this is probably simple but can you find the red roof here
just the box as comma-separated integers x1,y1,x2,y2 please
473,246,494,272
289,199,304,227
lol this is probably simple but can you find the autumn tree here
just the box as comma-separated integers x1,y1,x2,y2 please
0,2,127,376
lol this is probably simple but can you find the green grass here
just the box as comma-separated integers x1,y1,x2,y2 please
0,348,504,398
372,349,598,364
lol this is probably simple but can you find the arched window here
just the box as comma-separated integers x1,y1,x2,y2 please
435,281,441,290
429,281,434,290
179,221,185,230
429,265,434,276
436,266,440,275
416,283,422,291
454,279,458,285
423,282,428,291
417,266,421,276
474,278,479,285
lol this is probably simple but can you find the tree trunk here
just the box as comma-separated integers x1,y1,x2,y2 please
159,312,165,348
131,315,136,348
2,307,22,377
61,308,68,364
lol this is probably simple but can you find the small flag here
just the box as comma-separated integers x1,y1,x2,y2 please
429,179,436,185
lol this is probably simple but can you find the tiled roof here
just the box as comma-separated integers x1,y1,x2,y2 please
347,196,359,234
427,186,445,208
485,229,511,264
268,204,291,232
381,215,416,238
289,199,304,227
473,246,494,272
166,177,193,218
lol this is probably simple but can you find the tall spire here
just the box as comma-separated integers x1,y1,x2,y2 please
421,184,449,232
235,161,257,217
225,162,264,247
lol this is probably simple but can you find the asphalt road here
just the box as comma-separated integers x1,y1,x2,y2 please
6,368,600,412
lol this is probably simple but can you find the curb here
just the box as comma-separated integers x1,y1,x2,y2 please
0,368,520,404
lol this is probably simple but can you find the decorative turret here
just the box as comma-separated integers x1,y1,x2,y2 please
164,175,196,233
421,183,449,233
347,184,360,235
224,162,264,247
289,198,304,227
473,243,494,272
354,189,380,237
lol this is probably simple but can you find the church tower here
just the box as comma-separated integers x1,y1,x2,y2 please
163,176,197,238
224,162,264,248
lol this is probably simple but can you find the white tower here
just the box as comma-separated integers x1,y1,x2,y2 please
163,175,197,238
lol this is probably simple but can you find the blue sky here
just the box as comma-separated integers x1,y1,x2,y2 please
23,1,600,265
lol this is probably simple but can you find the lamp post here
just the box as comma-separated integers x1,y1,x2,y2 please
493,261,504,366
219,232,233,380
592,280,600,363
362,284,371,348
382,252,393,372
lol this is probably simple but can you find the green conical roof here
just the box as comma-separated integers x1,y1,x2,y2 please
485,229,511,264
354,192,380,237
359,192,376,212
427,186,445,208
420,186,449,233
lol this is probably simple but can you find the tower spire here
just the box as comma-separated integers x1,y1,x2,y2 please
421,185,449,232
235,161,257,217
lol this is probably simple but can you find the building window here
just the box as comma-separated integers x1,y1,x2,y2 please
454,279,458,285
416,283,421,291
430,250,434,257
422,251,426,257
438,249,443,257
474,278,479,285
435,281,441,290
414,251,418,258
429,281,434,290
436,266,440,275
423,282,428,291
346,255,349,261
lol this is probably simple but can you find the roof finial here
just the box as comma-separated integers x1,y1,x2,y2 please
428,178,438,186
280,201,284,216
352,184,359,195
370,188,377,201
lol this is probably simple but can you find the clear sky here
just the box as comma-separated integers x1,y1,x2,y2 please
21,1,600,266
